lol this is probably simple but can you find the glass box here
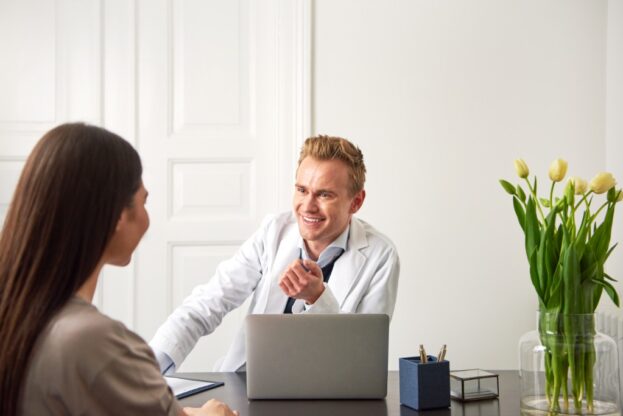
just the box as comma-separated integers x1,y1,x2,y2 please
450,369,499,401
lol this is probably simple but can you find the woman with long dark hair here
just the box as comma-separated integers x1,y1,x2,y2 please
0,123,237,416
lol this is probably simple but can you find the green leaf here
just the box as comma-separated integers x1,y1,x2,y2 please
539,198,551,208
605,243,618,262
580,245,599,283
608,187,617,203
590,278,620,307
533,176,538,195
591,204,615,264
537,210,558,299
562,243,581,314
537,238,548,297
500,179,516,195
526,197,545,305
575,210,591,259
604,273,617,282
587,196,594,210
555,224,563,254
525,197,541,260
547,266,563,309
560,216,571,248
593,263,605,309
513,197,525,232
529,248,545,303
516,185,526,202
576,211,591,242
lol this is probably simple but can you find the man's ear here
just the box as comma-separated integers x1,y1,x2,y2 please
349,189,366,214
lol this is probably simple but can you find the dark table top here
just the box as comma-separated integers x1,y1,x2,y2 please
178,370,519,416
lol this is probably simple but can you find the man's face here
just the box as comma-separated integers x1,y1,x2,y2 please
293,157,365,255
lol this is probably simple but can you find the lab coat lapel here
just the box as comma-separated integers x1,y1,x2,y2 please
328,217,368,307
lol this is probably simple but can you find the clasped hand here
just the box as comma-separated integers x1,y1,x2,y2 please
279,259,324,304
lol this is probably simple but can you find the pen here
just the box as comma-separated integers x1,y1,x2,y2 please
437,344,447,362
419,344,428,363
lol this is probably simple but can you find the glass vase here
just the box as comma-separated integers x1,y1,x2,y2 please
519,312,621,415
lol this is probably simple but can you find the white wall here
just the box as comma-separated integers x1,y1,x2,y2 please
313,0,620,370
604,0,623,319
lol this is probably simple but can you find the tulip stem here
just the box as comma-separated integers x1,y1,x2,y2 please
569,188,577,240
574,191,593,211
590,202,610,223
525,178,547,223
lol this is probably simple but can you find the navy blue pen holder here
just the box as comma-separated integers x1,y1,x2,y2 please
399,356,450,411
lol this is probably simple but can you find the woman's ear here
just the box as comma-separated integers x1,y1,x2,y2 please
115,208,129,232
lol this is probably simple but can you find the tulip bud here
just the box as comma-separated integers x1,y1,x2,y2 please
548,159,568,182
565,180,575,205
589,172,617,194
567,176,588,195
514,159,529,179
618,189,623,202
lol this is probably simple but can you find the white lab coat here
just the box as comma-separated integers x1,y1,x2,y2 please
150,212,400,371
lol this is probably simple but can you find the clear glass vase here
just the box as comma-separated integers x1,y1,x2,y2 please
519,312,621,415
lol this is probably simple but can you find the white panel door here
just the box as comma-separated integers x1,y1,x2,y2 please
134,0,309,371
0,0,102,221
0,0,142,328
0,0,310,372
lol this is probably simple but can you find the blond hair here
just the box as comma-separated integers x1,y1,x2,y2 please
297,135,366,195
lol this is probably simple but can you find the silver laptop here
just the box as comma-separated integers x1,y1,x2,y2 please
245,313,389,399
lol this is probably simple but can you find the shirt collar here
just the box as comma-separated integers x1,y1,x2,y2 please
298,224,350,268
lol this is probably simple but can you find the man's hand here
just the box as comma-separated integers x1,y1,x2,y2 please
279,259,324,304
183,399,239,416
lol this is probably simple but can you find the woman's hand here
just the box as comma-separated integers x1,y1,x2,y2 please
183,399,239,416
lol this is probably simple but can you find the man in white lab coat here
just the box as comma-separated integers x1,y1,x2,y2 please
150,135,400,373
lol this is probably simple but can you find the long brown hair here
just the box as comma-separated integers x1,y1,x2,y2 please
0,123,142,415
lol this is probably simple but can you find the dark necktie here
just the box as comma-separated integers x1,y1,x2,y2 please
283,250,344,314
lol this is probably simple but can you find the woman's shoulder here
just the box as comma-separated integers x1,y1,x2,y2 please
51,298,132,342
39,297,152,377
23,298,178,415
